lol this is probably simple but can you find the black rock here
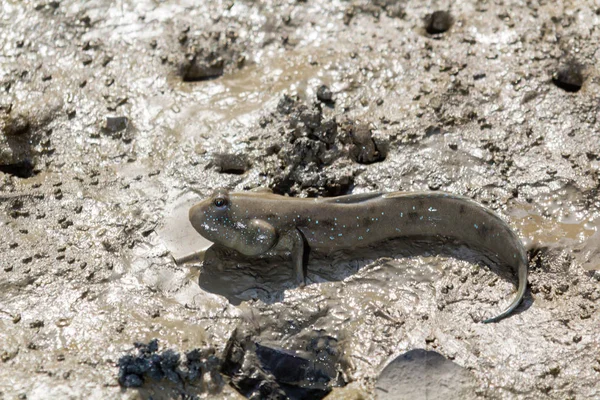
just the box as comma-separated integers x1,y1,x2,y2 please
316,85,333,103
255,344,330,389
553,62,584,93
221,333,338,400
425,11,453,34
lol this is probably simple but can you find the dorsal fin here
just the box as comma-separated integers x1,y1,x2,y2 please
382,191,446,199
382,191,420,199
320,192,384,204
250,187,273,193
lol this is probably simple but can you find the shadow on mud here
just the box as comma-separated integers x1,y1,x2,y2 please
198,236,533,318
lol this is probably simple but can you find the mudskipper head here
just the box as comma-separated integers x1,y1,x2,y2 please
189,187,278,256
189,188,235,245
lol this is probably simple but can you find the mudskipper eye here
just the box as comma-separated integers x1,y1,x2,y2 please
214,197,227,208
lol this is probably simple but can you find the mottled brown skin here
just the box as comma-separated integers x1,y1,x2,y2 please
189,188,528,323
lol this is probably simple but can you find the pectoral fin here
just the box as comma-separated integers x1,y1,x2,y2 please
289,228,310,286
235,219,278,256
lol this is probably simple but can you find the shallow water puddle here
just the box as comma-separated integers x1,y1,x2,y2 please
510,205,599,269
510,205,596,241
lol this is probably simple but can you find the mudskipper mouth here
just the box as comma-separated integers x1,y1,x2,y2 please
189,204,207,234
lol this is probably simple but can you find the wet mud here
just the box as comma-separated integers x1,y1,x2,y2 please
1,1,600,399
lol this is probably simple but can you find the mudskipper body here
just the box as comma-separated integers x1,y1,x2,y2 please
189,188,528,323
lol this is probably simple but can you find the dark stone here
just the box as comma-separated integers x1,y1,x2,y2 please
552,62,584,92
375,349,477,400
255,344,330,388
222,335,288,399
221,332,338,400
316,85,333,103
425,11,453,34
221,333,246,376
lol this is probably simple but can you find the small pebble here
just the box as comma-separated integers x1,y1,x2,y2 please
316,85,333,103
425,11,453,34
553,62,584,92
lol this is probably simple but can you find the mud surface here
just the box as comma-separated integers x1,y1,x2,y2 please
1,1,600,399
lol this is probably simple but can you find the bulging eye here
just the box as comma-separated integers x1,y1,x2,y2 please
213,197,227,208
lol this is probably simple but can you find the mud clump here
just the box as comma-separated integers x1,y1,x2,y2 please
1,110,38,178
339,120,386,164
264,96,389,196
178,31,246,82
1,111,31,137
0,96,61,177
117,339,223,393
268,95,352,196
209,153,250,175
552,61,584,93
424,11,453,34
